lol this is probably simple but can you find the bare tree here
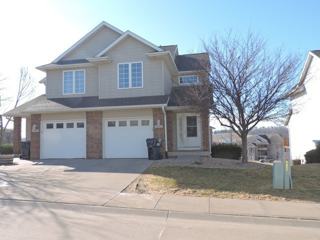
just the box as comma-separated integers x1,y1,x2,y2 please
0,67,35,144
204,32,300,163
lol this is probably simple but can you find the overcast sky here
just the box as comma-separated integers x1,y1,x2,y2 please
0,0,319,128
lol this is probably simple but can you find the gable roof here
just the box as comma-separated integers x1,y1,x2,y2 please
175,53,210,71
96,30,163,57
159,45,178,57
52,21,123,63
290,50,319,98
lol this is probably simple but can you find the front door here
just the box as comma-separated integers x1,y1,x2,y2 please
177,113,201,150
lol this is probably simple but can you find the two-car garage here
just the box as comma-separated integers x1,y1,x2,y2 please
39,110,154,159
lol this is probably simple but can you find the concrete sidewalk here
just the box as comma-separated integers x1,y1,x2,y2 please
106,193,320,220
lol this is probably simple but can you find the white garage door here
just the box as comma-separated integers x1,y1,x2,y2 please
104,118,153,158
40,120,86,159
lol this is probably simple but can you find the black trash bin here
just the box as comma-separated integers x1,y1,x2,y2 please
146,138,162,160
20,141,31,160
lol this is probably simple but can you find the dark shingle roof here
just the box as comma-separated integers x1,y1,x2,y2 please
50,95,169,108
168,86,197,106
159,45,178,57
175,53,209,71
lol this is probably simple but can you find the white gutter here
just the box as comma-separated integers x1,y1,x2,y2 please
161,105,168,157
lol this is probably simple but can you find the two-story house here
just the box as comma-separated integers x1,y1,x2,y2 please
6,21,211,160
287,50,320,161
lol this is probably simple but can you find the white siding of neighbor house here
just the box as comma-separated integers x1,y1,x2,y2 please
289,56,320,160
62,26,121,60
99,36,165,99
46,67,99,98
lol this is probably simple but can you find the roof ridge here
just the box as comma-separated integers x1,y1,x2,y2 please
159,44,178,47
178,52,208,56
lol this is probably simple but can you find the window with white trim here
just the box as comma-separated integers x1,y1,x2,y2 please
130,120,139,126
63,70,85,94
179,75,198,85
107,121,116,127
141,120,150,126
118,62,143,88
66,123,74,128
119,120,127,127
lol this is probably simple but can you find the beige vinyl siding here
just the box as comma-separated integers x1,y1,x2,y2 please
41,112,86,121
103,109,153,119
46,67,99,98
163,61,172,95
63,27,121,60
99,36,165,99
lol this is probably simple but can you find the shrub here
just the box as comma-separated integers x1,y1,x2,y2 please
305,146,320,164
0,144,13,155
211,143,242,160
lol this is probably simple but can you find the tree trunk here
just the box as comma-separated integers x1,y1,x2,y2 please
241,134,248,163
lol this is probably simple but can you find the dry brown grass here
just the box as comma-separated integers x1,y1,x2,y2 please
127,163,320,203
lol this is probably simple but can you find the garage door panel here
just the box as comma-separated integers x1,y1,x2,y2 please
104,118,153,158
40,120,86,159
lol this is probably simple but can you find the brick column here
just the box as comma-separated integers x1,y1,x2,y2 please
13,117,21,155
86,111,102,159
166,111,174,151
152,108,165,155
152,108,164,140
201,110,209,151
30,114,41,160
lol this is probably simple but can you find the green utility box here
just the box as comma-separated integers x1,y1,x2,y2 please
272,160,293,189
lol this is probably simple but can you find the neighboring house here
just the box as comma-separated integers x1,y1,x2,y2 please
212,127,290,161
5,21,211,159
287,50,320,161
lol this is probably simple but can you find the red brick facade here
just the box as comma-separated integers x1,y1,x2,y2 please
152,108,164,140
152,108,166,154
200,110,209,151
30,114,41,160
166,111,174,151
86,111,102,159
13,117,21,155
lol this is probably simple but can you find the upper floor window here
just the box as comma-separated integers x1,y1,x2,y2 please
63,70,85,94
179,75,198,85
118,62,143,89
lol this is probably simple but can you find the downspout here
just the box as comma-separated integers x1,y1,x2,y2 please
162,105,168,158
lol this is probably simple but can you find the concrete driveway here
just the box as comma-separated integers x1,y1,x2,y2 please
0,158,152,205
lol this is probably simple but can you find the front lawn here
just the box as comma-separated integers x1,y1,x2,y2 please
127,163,320,202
